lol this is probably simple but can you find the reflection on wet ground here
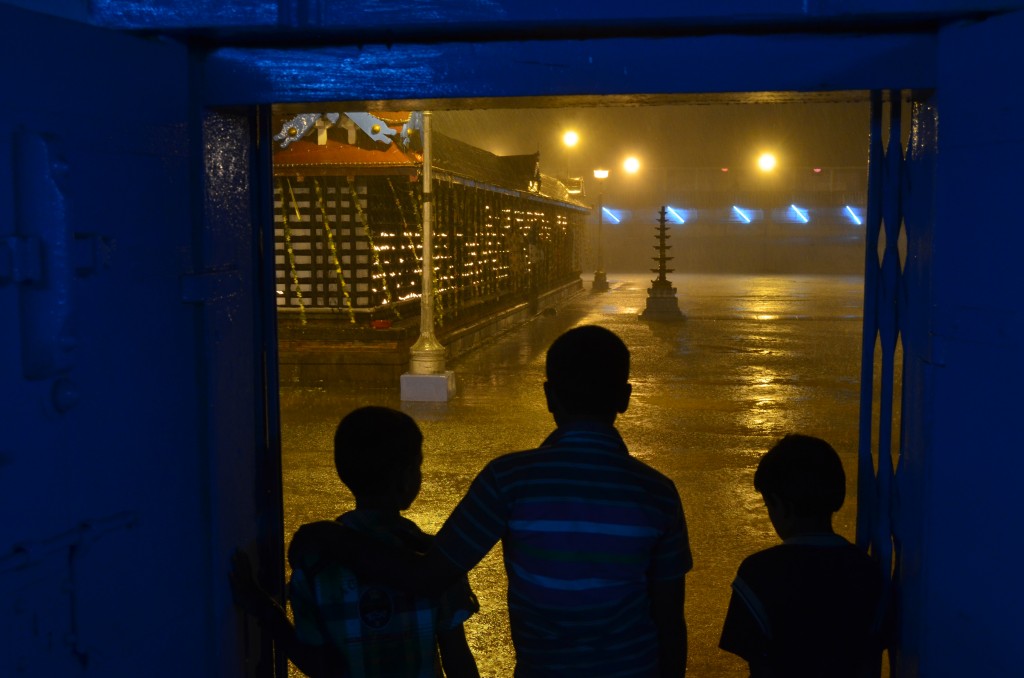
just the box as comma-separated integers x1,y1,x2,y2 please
280,272,865,677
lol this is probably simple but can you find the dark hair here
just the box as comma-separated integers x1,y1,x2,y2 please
754,434,846,515
545,325,629,417
334,406,423,497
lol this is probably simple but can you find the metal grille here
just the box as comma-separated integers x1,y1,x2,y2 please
856,89,938,669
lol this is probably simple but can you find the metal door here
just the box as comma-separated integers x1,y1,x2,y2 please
0,7,279,676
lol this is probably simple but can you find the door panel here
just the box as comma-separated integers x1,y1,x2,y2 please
0,7,274,677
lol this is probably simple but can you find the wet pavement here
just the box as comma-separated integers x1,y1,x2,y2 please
280,271,866,677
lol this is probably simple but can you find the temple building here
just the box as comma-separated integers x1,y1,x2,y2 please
269,110,587,382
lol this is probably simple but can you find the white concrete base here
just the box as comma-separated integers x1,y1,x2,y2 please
400,371,456,402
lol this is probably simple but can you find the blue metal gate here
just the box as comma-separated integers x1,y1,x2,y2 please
857,88,938,671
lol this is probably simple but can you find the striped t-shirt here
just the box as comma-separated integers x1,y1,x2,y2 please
434,422,692,677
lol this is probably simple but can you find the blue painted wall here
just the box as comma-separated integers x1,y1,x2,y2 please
917,12,1024,673
0,7,209,676
2,2,1023,676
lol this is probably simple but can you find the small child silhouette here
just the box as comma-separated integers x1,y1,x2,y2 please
231,406,479,678
719,434,886,678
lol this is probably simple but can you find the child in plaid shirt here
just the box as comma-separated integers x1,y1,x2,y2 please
232,406,479,678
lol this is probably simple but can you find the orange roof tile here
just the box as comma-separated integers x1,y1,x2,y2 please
273,138,419,176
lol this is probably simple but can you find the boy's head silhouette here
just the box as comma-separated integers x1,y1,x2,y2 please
754,433,845,539
544,325,631,425
334,406,423,511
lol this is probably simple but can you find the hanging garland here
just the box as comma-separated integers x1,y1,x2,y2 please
431,179,446,325
387,176,445,324
461,178,480,300
385,178,422,266
347,177,398,317
280,177,307,326
385,175,450,325
403,179,443,319
508,193,529,295
313,178,356,324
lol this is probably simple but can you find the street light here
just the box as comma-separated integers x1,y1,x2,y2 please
757,151,777,172
562,130,580,185
592,168,610,292
623,156,640,174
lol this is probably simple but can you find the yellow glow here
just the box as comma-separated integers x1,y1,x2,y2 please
593,168,609,179
623,156,640,174
562,130,579,148
757,152,777,172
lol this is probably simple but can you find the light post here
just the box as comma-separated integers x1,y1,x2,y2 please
592,168,609,292
591,157,639,293
401,110,454,401
755,151,779,271
409,109,444,375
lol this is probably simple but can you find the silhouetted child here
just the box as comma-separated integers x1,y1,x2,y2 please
719,433,885,677
231,406,480,678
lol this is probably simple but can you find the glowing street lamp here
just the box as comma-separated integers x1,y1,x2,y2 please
562,130,580,182
592,168,610,292
757,152,777,172
623,156,641,174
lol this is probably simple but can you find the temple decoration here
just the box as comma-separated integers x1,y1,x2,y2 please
640,206,685,321
273,113,340,147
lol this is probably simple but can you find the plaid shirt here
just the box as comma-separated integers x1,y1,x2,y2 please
289,511,478,677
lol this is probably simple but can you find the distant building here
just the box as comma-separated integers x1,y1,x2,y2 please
271,111,589,381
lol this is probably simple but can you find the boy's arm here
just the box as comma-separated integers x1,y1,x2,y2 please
288,521,465,597
252,597,340,678
229,550,341,678
718,576,769,667
436,624,480,678
650,576,687,677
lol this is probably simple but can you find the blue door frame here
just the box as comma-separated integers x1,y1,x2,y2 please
5,3,1024,676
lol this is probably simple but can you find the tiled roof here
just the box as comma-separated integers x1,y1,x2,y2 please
431,132,538,193
432,135,587,208
272,137,419,176
272,114,587,209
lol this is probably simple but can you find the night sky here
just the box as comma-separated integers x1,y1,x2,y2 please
433,100,872,273
432,101,870,183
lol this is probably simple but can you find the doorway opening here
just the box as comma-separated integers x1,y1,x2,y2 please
267,93,905,676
